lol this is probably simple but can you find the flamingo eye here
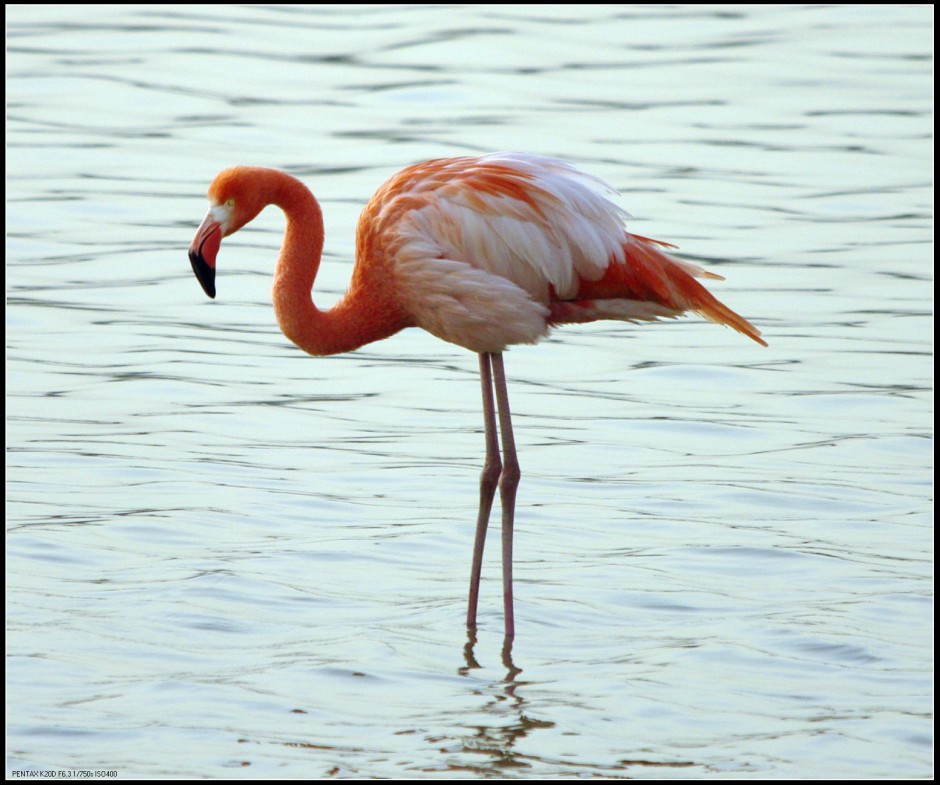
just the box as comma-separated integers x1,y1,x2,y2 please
226,198,236,207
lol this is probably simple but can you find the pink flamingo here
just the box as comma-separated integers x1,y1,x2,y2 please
188,153,766,639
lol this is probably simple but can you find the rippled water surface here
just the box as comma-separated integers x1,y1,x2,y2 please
7,4,932,779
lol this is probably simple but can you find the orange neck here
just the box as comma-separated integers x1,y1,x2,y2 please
268,172,410,356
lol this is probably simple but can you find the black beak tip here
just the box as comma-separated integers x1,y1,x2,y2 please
189,250,216,299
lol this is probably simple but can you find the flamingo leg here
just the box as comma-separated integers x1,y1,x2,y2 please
467,352,501,630
491,352,520,640
466,352,520,639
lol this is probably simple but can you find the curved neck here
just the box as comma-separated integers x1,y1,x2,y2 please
268,173,409,356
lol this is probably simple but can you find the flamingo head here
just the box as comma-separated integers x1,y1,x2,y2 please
188,167,272,299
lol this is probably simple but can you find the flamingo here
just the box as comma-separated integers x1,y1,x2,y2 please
188,153,766,639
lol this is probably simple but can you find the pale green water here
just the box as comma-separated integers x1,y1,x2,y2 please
7,4,932,778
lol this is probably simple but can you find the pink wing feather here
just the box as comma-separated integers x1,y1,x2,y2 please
361,153,765,352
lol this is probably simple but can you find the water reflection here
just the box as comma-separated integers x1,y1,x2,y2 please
460,628,520,679
458,627,703,776
454,630,541,775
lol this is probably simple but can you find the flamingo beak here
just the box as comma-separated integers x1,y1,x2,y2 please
189,210,221,299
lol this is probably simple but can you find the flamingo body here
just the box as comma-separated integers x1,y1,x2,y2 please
189,152,766,639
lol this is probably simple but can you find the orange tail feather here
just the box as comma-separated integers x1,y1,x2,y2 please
576,234,767,346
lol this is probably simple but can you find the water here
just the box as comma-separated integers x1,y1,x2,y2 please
7,4,932,778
